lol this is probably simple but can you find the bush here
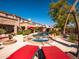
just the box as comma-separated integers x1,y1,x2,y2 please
34,27,41,32
50,29,60,35
0,28,6,34
23,29,32,35
21,26,25,30
17,31,23,35
68,34,77,43
17,29,32,35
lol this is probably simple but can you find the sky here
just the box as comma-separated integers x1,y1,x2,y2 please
0,0,54,25
0,0,79,25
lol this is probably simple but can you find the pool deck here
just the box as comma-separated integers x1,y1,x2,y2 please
0,35,78,59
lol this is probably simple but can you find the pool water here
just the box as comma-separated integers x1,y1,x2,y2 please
32,38,49,42
33,32,48,37
32,32,49,42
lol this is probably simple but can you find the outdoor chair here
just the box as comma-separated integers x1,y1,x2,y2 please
7,45,39,59
42,46,71,59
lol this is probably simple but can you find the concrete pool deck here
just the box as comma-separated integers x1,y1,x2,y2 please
0,35,78,59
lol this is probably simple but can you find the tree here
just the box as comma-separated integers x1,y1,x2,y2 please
49,0,79,56
63,0,79,34
49,0,71,30
49,0,79,34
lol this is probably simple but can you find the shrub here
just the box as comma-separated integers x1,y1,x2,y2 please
50,29,60,35
17,29,32,35
23,29,32,35
0,28,6,34
21,26,25,30
34,27,41,32
68,34,77,43
17,31,23,35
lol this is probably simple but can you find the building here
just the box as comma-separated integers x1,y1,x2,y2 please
0,11,43,34
0,11,21,34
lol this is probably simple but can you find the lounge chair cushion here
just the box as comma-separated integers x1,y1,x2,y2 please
42,46,71,59
7,45,38,59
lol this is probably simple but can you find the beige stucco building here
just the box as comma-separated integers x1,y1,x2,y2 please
0,12,21,34
0,11,43,34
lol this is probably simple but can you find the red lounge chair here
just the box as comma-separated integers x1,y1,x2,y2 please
0,36,8,39
42,46,71,59
7,45,38,59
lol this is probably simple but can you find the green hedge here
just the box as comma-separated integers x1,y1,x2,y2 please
17,29,33,35
23,29,32,35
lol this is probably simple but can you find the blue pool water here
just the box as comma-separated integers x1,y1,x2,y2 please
32,38,48,42
32,32,49,42
33,32,49,36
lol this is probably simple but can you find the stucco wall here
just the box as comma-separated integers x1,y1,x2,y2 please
0,16,18,26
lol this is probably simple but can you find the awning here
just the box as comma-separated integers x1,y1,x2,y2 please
27,26,35,29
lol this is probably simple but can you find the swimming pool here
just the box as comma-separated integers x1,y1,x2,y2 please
32,37,49,42
33,32,49,37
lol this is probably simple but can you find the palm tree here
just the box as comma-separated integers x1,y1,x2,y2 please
63,0,79,34
49,0,71,31
49,0,79,35
49,0,79,57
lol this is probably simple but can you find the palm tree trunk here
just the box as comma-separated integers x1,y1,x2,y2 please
63,13,70,35
73,13,79,40
63,0,79,35
72,13,79,57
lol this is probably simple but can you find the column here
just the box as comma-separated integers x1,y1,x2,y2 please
14,25,17,34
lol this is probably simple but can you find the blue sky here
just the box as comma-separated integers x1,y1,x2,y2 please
0,0,54,25
0,0,78,25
